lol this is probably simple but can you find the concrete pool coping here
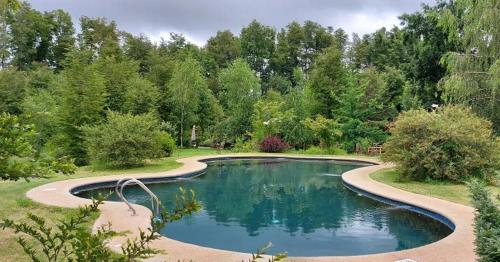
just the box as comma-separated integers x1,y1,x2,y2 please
26,154,476,262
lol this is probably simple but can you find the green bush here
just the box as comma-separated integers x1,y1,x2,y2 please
382,106,499,182
83,111,172,168
155,131,176,157
468,180,500,262
303,146,347,155
232,137,256,153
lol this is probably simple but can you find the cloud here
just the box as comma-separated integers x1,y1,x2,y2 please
28,0,434,46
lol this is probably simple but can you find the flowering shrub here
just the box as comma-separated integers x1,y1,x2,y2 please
260,136,289,153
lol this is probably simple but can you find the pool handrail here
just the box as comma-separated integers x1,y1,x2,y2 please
115,177,161,218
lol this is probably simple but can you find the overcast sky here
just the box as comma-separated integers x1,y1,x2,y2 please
28,0,435,46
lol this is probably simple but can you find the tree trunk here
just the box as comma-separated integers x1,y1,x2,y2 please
180,110,184,148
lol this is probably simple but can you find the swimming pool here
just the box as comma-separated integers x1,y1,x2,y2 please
77,158,453,256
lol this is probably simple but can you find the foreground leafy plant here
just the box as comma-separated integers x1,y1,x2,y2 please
1,187,201,262
248,242,287,262
468,179,500,262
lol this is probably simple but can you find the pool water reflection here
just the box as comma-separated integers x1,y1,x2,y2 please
78,159,452,256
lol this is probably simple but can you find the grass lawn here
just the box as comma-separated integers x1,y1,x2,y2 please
0,148,221,262
371,168,500,206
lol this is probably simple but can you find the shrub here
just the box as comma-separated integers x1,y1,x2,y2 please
155,132,176,157
468,180,500,262
303,146,347,155
83,111,172,168
260,136,288,153
232,137,256,152
382,106,499,182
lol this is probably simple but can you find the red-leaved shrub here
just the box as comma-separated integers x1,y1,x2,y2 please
259,135,289,153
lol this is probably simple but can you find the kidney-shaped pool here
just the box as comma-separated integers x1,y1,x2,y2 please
76,158,453,256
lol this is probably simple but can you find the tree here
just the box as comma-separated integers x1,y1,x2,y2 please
438,0,499,132
332,28,348,54
0,0,21,68
0,113,75,181
240,20,275,92
218,58,260,138
124,77,160,115
382,106,499,182
398,3,455,106
7,2,53,69
206,30,241,68
270,22,303,81
252,90,287,141
302,115,341,149
308,46,348,117
334,68,395,151
95,56,140,111
123,33,153,74
54,50,107,165
347,33,370,69
167,58,206,147
0,68,26,114
79,16,121,59
83,111,172,168
46,9,75,69
301,20,333,74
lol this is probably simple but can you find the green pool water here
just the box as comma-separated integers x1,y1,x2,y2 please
78,158,453,256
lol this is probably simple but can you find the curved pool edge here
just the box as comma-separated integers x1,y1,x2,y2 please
26,154,476,262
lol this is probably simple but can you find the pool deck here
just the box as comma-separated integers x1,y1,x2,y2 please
26,154,476,262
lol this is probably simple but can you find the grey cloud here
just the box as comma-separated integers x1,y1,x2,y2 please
28,0,434,45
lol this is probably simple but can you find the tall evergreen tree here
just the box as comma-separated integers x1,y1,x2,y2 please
54,50,107,164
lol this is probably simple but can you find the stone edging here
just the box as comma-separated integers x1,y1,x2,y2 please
26,154,476,262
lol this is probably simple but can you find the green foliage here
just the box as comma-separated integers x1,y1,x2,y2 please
167,57,210,147
232,137,257,153
54,50,107,165
240,20,275,90
155,131,176,157
438,0,499,132
124,77,160,115
0,0,498,174
0,68,27,114
1,189,201,262
79,16,121,58
95,56,140,112
218,58,260,138
252,91,286,141
468,179,500,262
302,146,346,155
83,111,171,168
6,2,74,69
248,242,287,262
382,106,499,182
206,30,241,68
0,112,75,181
157,187,201,225
308,45,348,117
302,115,341,149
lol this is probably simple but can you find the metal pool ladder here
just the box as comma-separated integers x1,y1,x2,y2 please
115,177,161,219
